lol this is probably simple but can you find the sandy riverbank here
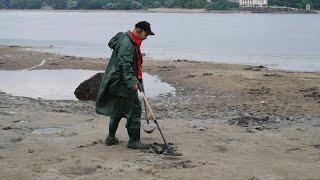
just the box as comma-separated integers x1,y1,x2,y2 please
0,45,320,179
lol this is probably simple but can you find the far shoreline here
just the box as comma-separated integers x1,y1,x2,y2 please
2,44,319,73
0,7,318,14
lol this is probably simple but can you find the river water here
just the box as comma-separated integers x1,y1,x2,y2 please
0,11,319,71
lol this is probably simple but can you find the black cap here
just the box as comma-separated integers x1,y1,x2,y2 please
135,21,155,36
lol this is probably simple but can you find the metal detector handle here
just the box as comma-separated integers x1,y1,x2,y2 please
138,82,150,124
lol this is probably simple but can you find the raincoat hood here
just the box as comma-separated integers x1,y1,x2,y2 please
108,31,135,50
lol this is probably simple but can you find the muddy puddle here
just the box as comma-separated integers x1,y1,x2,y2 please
32,128,62,135
0,69,175,100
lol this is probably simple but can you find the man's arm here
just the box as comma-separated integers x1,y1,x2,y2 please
118,44,138,90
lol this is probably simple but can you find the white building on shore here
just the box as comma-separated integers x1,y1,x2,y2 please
239,0,268,6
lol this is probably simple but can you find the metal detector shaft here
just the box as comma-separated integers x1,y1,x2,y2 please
153,119,172,152
140,83,150,124
137,83,172,153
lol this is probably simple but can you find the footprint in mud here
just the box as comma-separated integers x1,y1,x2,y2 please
158,65,176,71
77,140,103,148
163,160,196,169
28,148,35,153
248,176,261,180
135,155,195,171
263,73,283,77
0,111,15,116
10,136,23,142
2,126,12,130
202,72,213,76
161,156,182,161
214,145,228,153
184,74,197,78
286,147,301,152
138,160,196,175
12,120,30,123
32,128,62,135
299,87,320,102
247,87,271,95
59,165,97,176
312,144,320,150
60,132,78,137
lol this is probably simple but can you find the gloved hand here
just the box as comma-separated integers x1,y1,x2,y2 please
137,80,144,93
131,84,139,91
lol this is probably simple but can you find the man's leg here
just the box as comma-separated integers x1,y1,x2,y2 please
105,116,121,146
126,96,149,149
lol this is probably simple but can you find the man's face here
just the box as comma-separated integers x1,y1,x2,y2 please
137,30,149,41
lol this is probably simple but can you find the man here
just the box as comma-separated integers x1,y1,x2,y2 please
96,21,155,149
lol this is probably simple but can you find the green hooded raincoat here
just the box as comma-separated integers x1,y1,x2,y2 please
96,31,141,126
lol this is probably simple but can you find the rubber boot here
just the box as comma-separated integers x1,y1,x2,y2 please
105,117,120,146
127,128,149,149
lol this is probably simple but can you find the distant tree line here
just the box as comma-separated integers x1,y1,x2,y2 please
268,0,320,9
205,0,238,10
0,0,238,10
0,0,318,10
